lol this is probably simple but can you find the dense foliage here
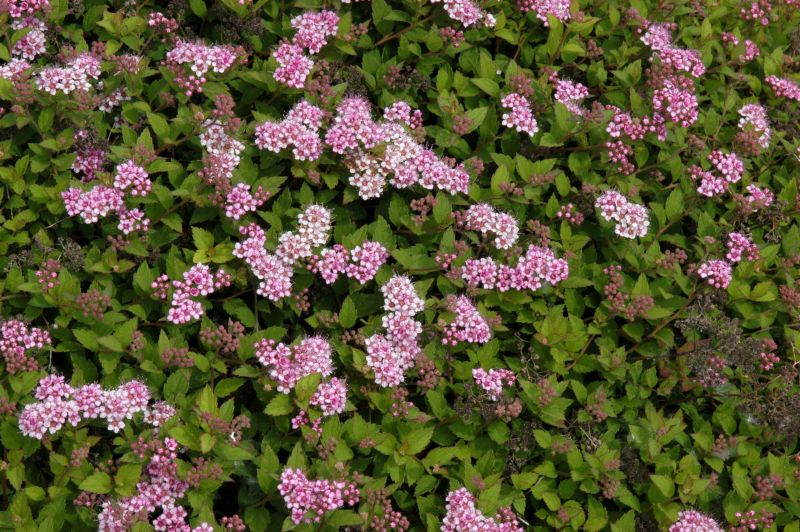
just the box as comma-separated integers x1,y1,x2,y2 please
1,0,800,529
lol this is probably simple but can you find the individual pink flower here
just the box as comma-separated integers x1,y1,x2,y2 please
744,184,774,209
255,100,325,161
554,78,590,116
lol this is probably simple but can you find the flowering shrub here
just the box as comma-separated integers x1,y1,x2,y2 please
1,0,800,529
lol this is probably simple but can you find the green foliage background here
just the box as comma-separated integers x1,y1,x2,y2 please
1,0,800,529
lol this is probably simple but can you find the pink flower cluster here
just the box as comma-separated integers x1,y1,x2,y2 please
198,122,246,207
553,78,590,116
443,295,492,345
255,100,326,161
708,150,744,184
384,101,423,129
6,0,50,18
595,190,650,238
310,241,389,284
224,183,270,220
0,319,50,374
278,468,360,524
744,183,774,210
63,160,152,235
152,264,232,324
652,77,698,128
515,0,571,26
697,260,733,289
98,438,212,531
461,204,520,250
366,276,424,387
641,23,705,78
276,204,333,264
234,205,331,300
165,40,241,96
18,376,174,439
310,377,347,416
442,488,524,532
429,0,496,27
255,336,333,393
668,510,724,532
738,103,771,149
12,18,46,60
501,93,539,136
273,11,339,88
766,75,800,102
36,52,101,95
114,160,153,197
472,368,515,400
291,11,340,54
234,224,294,301
726,233,759,263
327,96,470,198
460,244,569,292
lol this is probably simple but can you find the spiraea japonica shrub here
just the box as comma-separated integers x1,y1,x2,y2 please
1,0,800,529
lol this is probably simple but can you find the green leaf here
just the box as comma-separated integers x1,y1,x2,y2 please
339,297,357,328
79,472,112,494
265,394,293,416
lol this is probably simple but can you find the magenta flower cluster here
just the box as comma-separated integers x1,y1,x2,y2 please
461,203,520,250
278,468,360,524
668,510,724,532
234,205,332,300
326,96,470,199
152,264,232,324
595,190,650,239
254,100,326,161
165,40,241,96
98,437,214,531
18,375,174,439
442,295,492,345
272,11,339,88
309,376,348,416
766,75,800,102
429,0,496,28
310,241,389,285
441,488,524,532
366,275,425,387
697,260,733,289
515,0,571,26
0,319,51,374
501,93,539,136
255,336,334,393
738,103,772,149
63,160,152,235
472,368,516,401
459,244,569,292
